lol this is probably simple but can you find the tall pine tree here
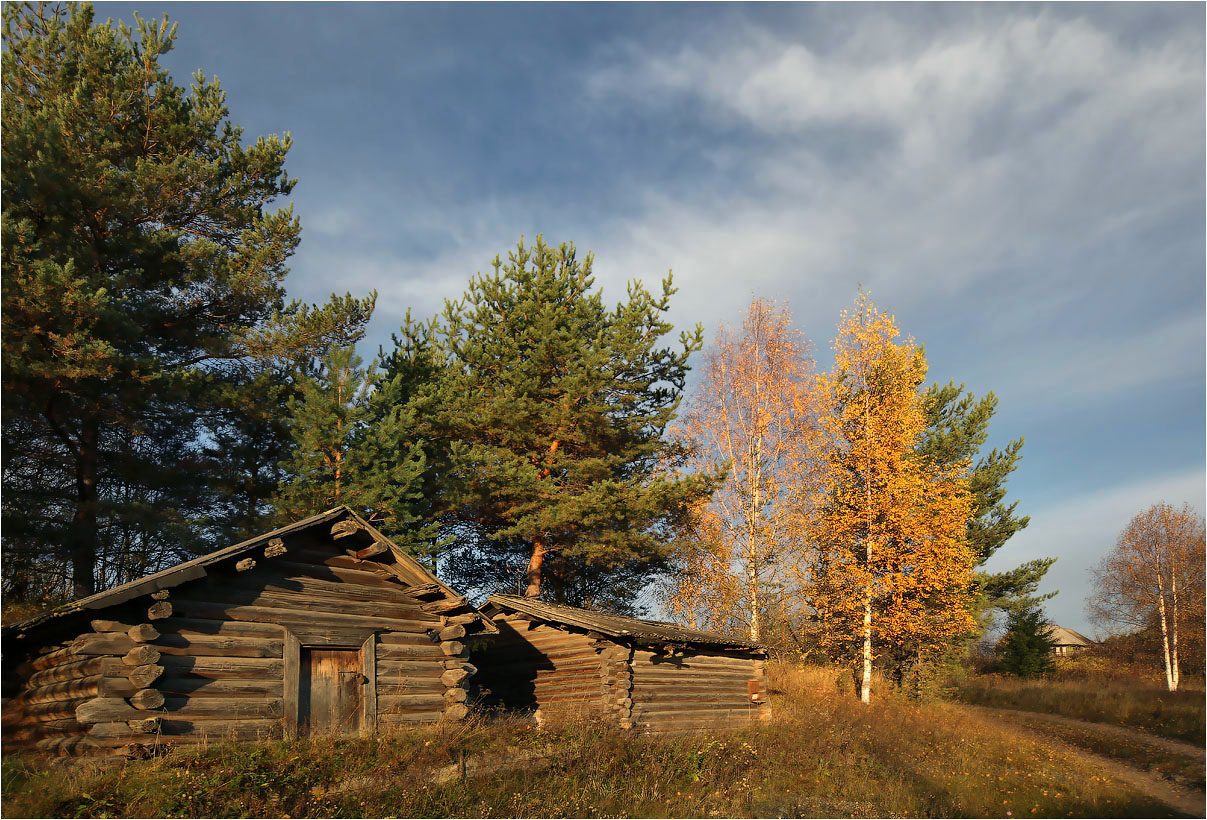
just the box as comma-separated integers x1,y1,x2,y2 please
918,383,1051,618
1,3,373,602
276,345,433,557
401,236,717,611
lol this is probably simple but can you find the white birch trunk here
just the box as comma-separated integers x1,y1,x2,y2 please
1169,568,1180,691
861,588,873,705
1155,570,1175,692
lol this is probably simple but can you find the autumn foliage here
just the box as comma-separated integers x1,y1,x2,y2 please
1088,503,1206,691
666,298,816,641
805,294,974,703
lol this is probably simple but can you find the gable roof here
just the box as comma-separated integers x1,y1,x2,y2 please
6,507,494,640
482,594,765,653
1044,625,1094,647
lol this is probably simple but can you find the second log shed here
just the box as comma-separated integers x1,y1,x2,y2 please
1,507,496,758
473,595,770,733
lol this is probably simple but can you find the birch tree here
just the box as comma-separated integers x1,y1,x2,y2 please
667,298,816,642
807,293,974,704
1088,503,1206,691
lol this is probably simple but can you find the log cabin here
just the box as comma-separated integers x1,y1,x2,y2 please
473,595,769,734
1,507,495,758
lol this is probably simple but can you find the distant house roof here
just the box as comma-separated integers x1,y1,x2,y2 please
6,506,495,641
1044,625,1094,647
482,594,765,653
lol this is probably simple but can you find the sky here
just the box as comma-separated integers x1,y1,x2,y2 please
96,2,1206,635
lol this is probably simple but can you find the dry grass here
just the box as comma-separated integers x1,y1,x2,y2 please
1,662,1190,818
952,672,1206,745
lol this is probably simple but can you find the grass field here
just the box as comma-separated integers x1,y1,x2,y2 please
2,663,1189,818
952,673,1206,746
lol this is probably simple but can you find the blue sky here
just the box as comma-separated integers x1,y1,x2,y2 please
98,2,1205,634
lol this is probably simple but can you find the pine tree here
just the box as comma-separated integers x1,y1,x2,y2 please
1,3,373,601
405,236,717,610
997,606,1057,678
918,383,1049,617
276,345,434,557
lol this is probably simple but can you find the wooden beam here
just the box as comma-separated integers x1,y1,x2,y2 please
361,633,377,737
264,538,288,558
330,520,362,540
283,630,300,739
347,542,389,560
235,558,257,572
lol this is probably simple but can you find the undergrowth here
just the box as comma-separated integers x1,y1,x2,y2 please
951,673,1206,745
1,663,1190,818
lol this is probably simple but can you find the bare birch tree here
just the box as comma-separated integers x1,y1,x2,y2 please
665,298,817,642
1088,502,1206,691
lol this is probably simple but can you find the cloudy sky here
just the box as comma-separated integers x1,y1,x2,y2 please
98,2,1205,633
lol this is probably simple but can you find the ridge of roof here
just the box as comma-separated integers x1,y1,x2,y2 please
6,507,496,638
484,594,764,651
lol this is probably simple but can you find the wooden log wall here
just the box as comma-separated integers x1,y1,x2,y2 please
473,615,608,724
1,599,174,758
4,527,480,757
628,649,769,734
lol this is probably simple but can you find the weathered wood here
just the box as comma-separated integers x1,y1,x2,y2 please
264,538,288,558
443,688,469,703
147,601,173,620
376,645,446,662
347,541,389,560
156,718,282,739
235,558,257,572
439,641,465,657
361,633,377,738
88,721,130,738
443,702,470,721
171,598,431,634
378,693,445,711
440,668,472,687
225,570,424,607
421,596,469,615
283,630,300,739
71,633,135,656
128,717,162,734
331,519,363,539
407,583,444,601
444,660,477,674
127,623,161,642
157,677,283,698
160,697,284,719
127,664,165,688
158,655,283,679
17,693,93,717
273,554,401,585
17,675,136,705
375,679,445,695
154,633,284,658
15,646,79,676
129,689,165,710
123,645,161,666
76,697,142,724
151,590,171,600
153,616,284,639
90,619,134,634
197,583,431,622
375,660,447,677
438,624,466,641
26,656,120,687
375,632,437,648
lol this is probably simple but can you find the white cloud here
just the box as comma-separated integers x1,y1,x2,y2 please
983,467,1207,635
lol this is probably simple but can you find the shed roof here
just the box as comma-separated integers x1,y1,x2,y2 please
1044,625,1094,647
6,507,494,640
483,594,765,652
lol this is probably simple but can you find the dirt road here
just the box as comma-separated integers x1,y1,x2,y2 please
962,705,1205,818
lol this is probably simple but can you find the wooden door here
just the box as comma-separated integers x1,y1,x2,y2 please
300,648,364,736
